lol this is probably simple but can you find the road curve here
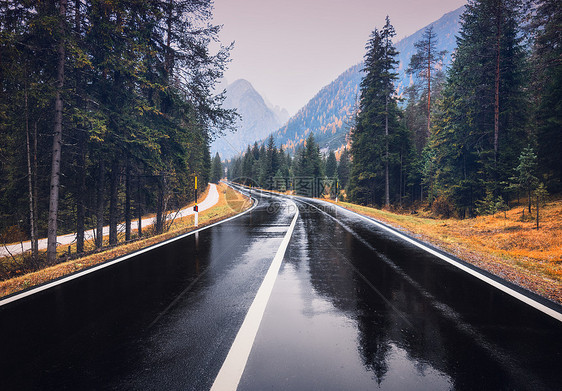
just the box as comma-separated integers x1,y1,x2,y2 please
0,183,220,257
1,186,561,390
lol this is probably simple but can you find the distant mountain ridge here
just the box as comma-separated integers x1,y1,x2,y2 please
211,79,288,159
270,63,363,153
263,95,290,124
394,6,463,96
268,6,464,155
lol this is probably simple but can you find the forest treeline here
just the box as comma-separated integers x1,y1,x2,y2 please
231,0,560,219
0,1,234,264
227,134,350,198
350,0,560,218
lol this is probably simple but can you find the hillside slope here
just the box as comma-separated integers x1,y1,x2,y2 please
272,63,363,153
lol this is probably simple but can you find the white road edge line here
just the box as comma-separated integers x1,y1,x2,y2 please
0,195,259,308
211,200,299,391
311,198,562,323
227,186,562,323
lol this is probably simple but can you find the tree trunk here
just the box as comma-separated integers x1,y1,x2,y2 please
156,173,164,234
494,3,502,163
426,31,432,138
33,122,39,255
75,0,85,254
399,151,403,208
385,95,390,207
137,175,143,238
25,88,38,260
536,194,539,230
109,161,119,245
47,0,67,264
125,158,131,241
76,145,86,253
74,0,81,32
96,160,105,248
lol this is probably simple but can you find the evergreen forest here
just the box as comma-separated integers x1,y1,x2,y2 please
231,0,560,222
227,134,350,199
0,0,235,264
348,0,560,218
1,0,561,272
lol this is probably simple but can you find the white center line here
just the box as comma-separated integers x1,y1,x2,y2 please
211,200,299,391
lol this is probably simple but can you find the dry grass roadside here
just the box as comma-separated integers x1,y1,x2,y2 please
198,183,562,304
325,198,562,305
0,183,251,299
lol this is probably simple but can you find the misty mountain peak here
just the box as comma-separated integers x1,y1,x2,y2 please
267,5,465,155
211,79,289,159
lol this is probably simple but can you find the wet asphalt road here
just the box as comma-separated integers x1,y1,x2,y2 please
1,186,561,390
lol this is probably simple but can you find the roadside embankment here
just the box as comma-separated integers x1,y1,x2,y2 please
325,198,562,305
0,183,251,299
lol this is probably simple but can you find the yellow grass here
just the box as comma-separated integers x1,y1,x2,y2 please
327,198,562,304
0,183,251,299
190,183,562,304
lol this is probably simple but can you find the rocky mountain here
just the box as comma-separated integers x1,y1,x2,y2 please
268,5,464,155
211,79,288,159
263,95,290,124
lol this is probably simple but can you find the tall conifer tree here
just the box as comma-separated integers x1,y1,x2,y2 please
350,17,400,206
325,150,337,178
0,0,234,264
337,148,351,190
431,0,527,215
406,26,447,138
210,153,223,183
47,0,68,263
531,0,562,191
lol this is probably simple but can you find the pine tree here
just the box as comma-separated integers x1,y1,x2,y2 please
278,146,289,178
0,0,53,256
430,0,528,215
531,0,562,191
325,150,337,178
304,133,323,180
406,26,447,138
46,0,68,263
349,16,400,206
337,148,351,190
0,0,234,265
291,134,323,196
512,145,538,214
262,135,278,189
210,153,223,183
242,146,254,183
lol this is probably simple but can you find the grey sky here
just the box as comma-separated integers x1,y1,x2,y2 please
212,0,467,115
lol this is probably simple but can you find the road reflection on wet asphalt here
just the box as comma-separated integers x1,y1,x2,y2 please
239,195,562,391
0,189,293,390
1,187,561,390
